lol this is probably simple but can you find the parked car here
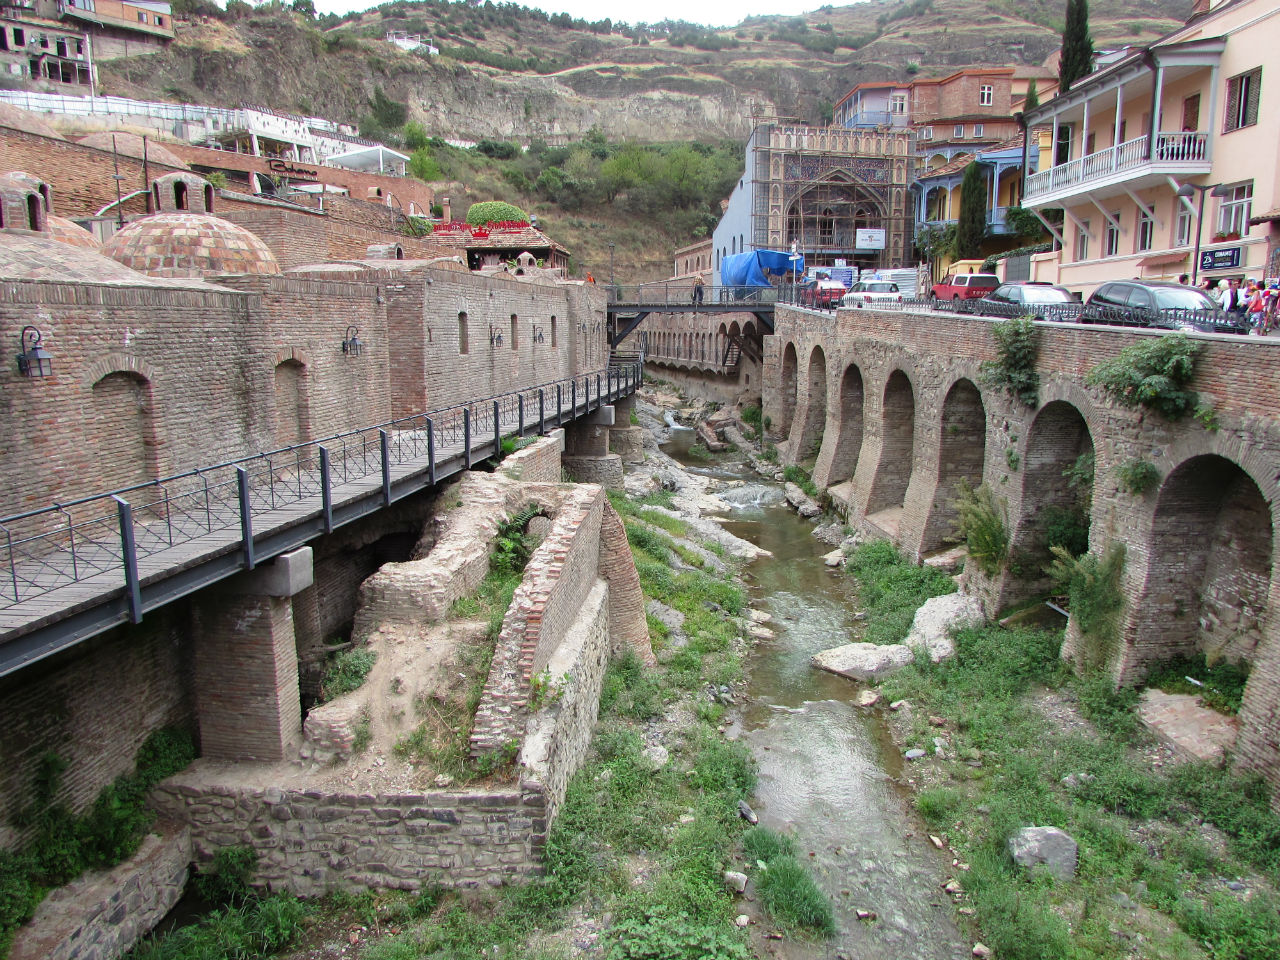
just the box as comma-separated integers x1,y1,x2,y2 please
931,273,1000,300
798,278,848,308
971,282,1080,321
841,280,902,307
1080,281,1247,334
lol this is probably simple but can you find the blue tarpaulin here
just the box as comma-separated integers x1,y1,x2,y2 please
720,249,804,286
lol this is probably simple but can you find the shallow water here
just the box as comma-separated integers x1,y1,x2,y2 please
663,435,971,959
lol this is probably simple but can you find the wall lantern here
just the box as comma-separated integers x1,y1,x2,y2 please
532,325,545,344
16,325,52,378
342,325,364,356
489,324,504,346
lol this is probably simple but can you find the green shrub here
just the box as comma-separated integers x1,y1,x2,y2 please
465,200,529,225
605,909,751,960
739,404,762,430
1175,890,1280,960
980,317,1041,407
782,465,820,500
1073,670,1141,741
1115,457,1161,496
195,846,259,905
320,647,376,701
951,481,1007,576
1085,334,1202,419
1047,543,1125,669
1039,505,1089,558
1168,764,1280,873
491,504,543,576
128,892,308,960
754,856,834,934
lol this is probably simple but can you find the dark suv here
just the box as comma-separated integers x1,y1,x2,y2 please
1080,281,1246,334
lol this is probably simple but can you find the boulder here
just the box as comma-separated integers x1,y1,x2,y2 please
1007,826,1078,880
724,871,749,894
823,549,845,567
641,745,670,771
905,592,985,663
811,642,913,681
783,483,822,518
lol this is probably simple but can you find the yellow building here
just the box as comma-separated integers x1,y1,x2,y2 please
1023,0,1278,294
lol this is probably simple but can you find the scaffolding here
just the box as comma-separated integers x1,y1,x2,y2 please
747,118,916,272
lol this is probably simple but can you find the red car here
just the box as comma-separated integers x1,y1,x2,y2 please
798,279,848,308
931,273,1000,300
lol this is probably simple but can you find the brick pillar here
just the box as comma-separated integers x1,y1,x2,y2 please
1232,584,1280,813
194,547,313,761
564,405,624,488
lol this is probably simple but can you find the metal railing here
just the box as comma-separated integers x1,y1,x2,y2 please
1,365,641,614
610,284,782,307
1026,131,1209,199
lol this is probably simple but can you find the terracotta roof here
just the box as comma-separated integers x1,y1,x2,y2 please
1139,251,1190,267
1249,207,1280,225
0,232,209,287
47,216,100,249
918,154,975,179
0,103,65,140
101,213,281,279
426,223,567,254
77,132,189,170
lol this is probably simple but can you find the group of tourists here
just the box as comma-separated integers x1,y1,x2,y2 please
1180,274,1280,334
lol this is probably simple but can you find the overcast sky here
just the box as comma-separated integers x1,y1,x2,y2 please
311,0,827,30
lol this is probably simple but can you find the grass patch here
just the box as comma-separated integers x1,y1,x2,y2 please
754,857,835,934
1145,653,1249,715
844,540,955,644
781,464,820,500
319,647,376,701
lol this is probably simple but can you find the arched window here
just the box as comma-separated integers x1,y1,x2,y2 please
174,180,188,211
510,313,519,350
26,194,40,230
458,311,469,355
550,315,557,348
203,183,214,212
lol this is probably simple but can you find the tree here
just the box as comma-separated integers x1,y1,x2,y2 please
955,162,988,259
1058,0,1095,93
1024,79,1040,112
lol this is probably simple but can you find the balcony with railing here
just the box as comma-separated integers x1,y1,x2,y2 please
918,206,1019,235
1025,131,1211,204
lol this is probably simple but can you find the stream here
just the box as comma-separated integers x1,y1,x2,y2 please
662,430,971,960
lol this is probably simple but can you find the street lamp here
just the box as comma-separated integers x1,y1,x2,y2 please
1176,181,1231,286
608,242,615,286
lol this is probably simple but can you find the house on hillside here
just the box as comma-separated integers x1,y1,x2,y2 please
1021,0,1279,294
0,3,93,88
23,0,173,58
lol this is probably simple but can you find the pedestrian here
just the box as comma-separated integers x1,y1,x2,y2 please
1177,273,1189,285
1219,277,1242,314
693,272,705,306
586,272,595,284
1247,281,1267,331
1264,282,1280,335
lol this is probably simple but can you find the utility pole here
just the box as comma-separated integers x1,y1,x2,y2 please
609,242,615,285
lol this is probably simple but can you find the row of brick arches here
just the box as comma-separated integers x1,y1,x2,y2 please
646,320,761,371
773,338,1273,701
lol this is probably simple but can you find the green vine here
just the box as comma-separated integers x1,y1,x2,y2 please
951,481,1008,577
980,317,1041,407
1085,334,1202,420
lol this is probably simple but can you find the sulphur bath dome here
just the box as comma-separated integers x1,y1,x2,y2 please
101,173,280,279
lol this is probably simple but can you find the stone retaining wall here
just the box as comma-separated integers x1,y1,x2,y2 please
9,820,190,960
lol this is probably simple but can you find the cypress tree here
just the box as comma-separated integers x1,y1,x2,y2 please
1058,0,1095,92
1024,79,1040,112
955,162,988,260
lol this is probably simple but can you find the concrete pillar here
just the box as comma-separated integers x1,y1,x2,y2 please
194,547,313,761
563,405,624,488
607,393,645,464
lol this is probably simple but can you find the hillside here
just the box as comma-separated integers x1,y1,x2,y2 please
99,0,1190,143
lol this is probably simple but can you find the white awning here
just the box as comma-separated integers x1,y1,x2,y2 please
324,145,410,174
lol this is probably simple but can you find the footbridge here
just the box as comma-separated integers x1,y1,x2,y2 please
607,284,779,349
0,365,641,678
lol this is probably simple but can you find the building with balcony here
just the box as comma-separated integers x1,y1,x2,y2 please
0,4,92,88
710,121,914,283
23,0,172,59
1022,0,1279,293
914,135,1031,236
833,82,912,130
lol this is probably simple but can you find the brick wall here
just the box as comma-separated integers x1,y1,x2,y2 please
0,606,193,849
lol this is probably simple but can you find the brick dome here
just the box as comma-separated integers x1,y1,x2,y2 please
101,213,281,278
77,132,188,170
0,103,65,140
48,215,100,249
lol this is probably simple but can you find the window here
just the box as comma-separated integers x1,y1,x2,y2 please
979,84,994,106
1175,202,1193,246
156,15,164,26
1217,182,1253,236
1075,220,1091,261
953,124,965,139
1137,210,1154,252
13,29,23,46
458,311,469,355
918,126,933,140
550,315,557,348
1104,214,1121,257
137,11,148,23
972,123,984,138
1224,68,1261,132
890,95,906,114
1182,93,1200,131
